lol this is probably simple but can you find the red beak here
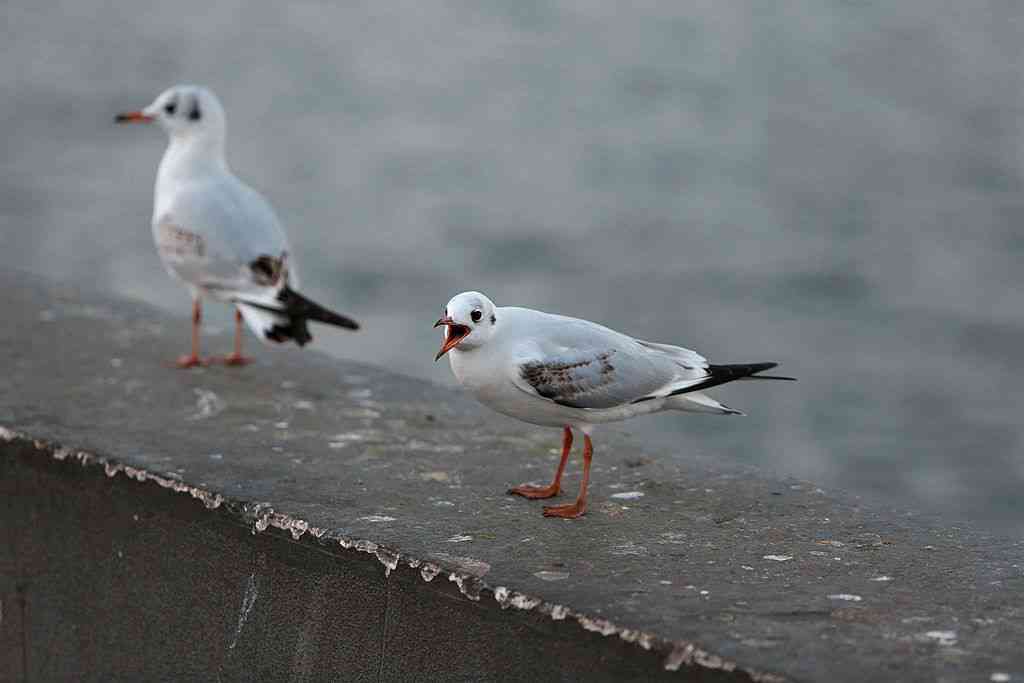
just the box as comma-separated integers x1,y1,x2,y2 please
115,111,154,124
434,317,471,361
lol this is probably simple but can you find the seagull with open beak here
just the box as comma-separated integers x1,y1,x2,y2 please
434,291,794,519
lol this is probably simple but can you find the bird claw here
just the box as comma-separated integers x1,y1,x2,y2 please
508,484,560,500
174,354,207,368
542,502,586,519
219,353,254,367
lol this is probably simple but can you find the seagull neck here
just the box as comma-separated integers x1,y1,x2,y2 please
158,134,229,183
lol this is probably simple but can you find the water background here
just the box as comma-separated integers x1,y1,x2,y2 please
3,2,1023,534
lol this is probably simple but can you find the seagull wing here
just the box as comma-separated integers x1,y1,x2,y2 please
152,173,296,296
507,312,710,409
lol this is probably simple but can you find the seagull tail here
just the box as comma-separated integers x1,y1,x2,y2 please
671,391,745,416
234,287,359,348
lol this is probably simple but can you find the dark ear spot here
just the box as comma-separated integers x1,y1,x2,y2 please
188,96,201,121
490,314,496,324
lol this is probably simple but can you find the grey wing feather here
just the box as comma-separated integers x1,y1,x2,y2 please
519,349,614,408
635,340,708,370
515,346,678,409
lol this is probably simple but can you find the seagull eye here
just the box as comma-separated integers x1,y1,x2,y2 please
164,101,177,115
471,310,482,323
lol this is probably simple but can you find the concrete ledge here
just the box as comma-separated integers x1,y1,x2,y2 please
2,270,1023,682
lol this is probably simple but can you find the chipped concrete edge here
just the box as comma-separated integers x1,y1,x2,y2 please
1,426,786,682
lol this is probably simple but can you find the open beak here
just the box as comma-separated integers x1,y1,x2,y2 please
434,317,471,361
115,111,154,124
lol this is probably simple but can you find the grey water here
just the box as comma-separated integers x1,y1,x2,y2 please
3,2,1022,534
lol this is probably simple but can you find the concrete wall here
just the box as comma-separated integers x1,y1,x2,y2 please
2,443,702,682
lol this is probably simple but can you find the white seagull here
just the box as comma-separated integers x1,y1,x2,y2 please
435,291,794,519
116,84,358,367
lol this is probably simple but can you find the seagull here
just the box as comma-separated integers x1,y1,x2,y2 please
116,85,358,367
434,291,794,519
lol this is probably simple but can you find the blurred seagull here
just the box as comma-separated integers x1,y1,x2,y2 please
435,292,794,518
116,85,358,367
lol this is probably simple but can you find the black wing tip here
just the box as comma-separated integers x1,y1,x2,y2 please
306,310,359,331
711,361,777,374
278,286,360,332
726,362,797,381
708,362,793,379
315,312,359,331
663,362,794,398
333,316,360,331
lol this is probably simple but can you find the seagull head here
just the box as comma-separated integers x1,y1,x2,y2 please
116,85,226,143
434,291,498,360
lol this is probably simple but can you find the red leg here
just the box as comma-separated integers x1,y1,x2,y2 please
543,434,592,519
222,309,254,366
509,427,572,499
175,299,205,368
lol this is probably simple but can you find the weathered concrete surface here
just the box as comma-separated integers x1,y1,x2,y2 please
1,269,1022,682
